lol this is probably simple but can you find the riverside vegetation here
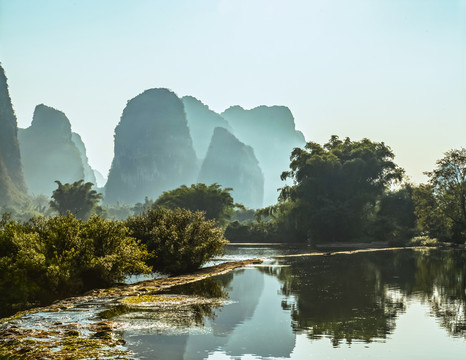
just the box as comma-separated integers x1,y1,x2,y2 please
0,207,228,318
227,137,466,246
0,137,465,319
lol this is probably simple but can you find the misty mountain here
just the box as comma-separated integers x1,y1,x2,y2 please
182,95,232,160
198,127,264,209
93,169,106,188
105,88,198,204
71,132,97,185
0,64,27,206
221,105,306,206
18,104,85,196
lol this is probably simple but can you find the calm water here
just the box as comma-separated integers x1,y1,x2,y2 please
113,248,466,359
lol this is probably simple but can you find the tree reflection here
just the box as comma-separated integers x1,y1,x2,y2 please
411,250,466,337
120,249,465,359
265,249,466,346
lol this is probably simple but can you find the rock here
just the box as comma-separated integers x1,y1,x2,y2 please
182,95,232,160
221,105,306,206
18,104,85,196
0,63,28,206
93,169,107,188
71,132,97,186
105,88,198,204
64,330,80,337
198,127,264,209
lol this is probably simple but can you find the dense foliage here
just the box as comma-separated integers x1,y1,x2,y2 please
50,179,103,220
0,214,150,316
225,220,282,243
371,185,417,245
153,183,236,226
413,148,466,243
278,136,404,243
126,207,228,274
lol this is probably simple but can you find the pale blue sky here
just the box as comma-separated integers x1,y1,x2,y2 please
1,0,465,183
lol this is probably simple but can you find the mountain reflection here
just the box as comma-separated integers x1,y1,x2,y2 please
121,249,466,359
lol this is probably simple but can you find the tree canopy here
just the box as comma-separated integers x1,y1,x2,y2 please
414,148,466,243
50,180,102,220
153,183,237,226
279,136,404,243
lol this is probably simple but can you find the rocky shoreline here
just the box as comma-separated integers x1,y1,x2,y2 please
0,258,262,360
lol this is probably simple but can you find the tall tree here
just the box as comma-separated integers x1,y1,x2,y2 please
279,136,404,243
153,183,236,226
372,185,417,244
50,180,102,220
414,148,466,243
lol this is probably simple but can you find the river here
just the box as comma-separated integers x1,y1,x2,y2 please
111,247,466,359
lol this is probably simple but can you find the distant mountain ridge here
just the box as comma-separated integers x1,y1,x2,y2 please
1,62,306,210
105,91,306,208
222,105,306,206
198,127,264,209
105,88,199,204
71,132,97,185
182,95,232,160
0,64,27,206
18,104,85,196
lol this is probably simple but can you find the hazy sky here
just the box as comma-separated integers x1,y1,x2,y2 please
1,0,465,183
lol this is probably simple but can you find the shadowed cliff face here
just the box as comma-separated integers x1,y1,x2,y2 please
0,64,27,206
105,88,198,205
71,132,97,185
182,96,232,160
198,127,264,209
93,169,106,188
18,104,85,196
221,105,306,206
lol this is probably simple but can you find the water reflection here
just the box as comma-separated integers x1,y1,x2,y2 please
117,249,465,359
121,269,291,359
102,277,232,334
272,250,466,344
411,250,466,337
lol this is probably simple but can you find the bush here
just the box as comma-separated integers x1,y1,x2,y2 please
0,214,150,316
408,236,440,247
126,208,229,274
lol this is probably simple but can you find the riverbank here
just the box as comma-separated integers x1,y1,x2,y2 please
1,244,464,359
0,258,262,360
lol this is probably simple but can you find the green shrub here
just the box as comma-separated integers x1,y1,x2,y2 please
126,208,228,274
0,214,150,316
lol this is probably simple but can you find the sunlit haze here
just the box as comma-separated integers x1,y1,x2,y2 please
1,0,465,182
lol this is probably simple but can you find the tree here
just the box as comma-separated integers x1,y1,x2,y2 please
126,207,228,274
279,136,404,243
50,180,103,220
413,148,466,243
372,185,417,245
153,183,237,226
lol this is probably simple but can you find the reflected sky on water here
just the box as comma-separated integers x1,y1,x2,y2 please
114,249,466,359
